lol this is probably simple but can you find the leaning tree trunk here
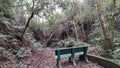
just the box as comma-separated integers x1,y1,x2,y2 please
21,12,34,38
21,0,35,38
96,0,113,50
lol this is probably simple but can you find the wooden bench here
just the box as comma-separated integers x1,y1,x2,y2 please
55,46,89,68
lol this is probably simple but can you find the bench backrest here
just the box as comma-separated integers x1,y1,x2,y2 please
55,46,88,55
55,48,72,55
73,47,85,53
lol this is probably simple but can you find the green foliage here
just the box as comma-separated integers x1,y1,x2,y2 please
102,49,120,60
116,0,120,8
29,21,42,30
94,37,104,43
102,49,115,59
114,33,120,46
0,46,5,52
88,21,104,45
114,38,120,46
0,0,13,19
61,1,70,10
0,46,32,64
3,50,16,63
113,49,120,59
0,46,31,68
0,46,16,63
102,41,120,59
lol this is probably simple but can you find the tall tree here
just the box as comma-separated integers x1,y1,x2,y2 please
72,0,79,41
96,0,114,50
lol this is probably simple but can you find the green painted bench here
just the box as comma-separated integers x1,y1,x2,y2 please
55,46,89,68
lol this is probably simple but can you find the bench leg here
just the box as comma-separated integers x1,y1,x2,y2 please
69,57,72,62
79,55,89,63
79,55,84,60
57,60,62,68
72,57,76,68
84,55,89,63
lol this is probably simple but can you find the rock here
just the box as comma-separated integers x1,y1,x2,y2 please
0,22,9,34
10,39,19,45
31,42,43,52
24,33,36,43
57,37,89,47
16,62,28,68
0,33,8,41
16,47,32,58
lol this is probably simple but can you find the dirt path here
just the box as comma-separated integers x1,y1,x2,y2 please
0,48,104,68
26,48,103,68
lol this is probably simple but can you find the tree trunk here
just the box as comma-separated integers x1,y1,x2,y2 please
71,0,79,41
21,12,34,38
96,0,113,50
73,20,79,41
81,22,86,41
21,0,35,38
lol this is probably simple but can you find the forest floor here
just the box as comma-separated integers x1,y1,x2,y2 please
0,47,104,68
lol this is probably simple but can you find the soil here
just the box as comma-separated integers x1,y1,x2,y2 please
0,48,104,68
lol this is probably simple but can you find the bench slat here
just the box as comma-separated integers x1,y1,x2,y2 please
55,52,84,59
55,49,72,55
74,47,85,53
74,52,84,56
55,53,71,59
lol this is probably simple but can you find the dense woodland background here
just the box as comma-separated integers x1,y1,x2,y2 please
0,0,120,68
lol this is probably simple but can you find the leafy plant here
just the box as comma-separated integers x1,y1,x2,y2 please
114,36,120,47
3,50,16,63
94,37,104,43
16,48,31,59
0,47,16,63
